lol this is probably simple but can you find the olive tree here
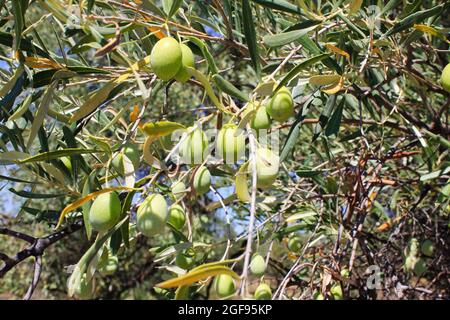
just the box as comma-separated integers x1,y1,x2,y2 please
0,0,449,300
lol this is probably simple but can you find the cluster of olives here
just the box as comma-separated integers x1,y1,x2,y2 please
404,238,434,277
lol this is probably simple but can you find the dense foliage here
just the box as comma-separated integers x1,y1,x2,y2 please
0,0,449,300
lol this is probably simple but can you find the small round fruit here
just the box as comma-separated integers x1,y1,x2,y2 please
111,152,125,175
180,127,208,164
249,254,266,277
421,239,434,257
172,181,187,200
193,165,211,195
254,283,272,300
175,250,195,270
287,236,302,252
89,192,121,232
251,104,271,130
413,258,427,277
137,194,168,237
216,124,246,163
340,268,350,278
214,274,236,298
168,204,186,230
441,63,450,93
123,143,140,170
150,37,182,81
174,43,195,83
73,274,93,300
330,284,343,300
267,87,294,122
99,254,119,276
255,147,279,189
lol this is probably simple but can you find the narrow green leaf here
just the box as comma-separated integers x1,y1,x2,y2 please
213,74,249,102
242,0,261,77
19,148,102,163
263,26,318,47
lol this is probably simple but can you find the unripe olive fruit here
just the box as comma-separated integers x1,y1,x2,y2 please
89,192,121,232
193,165,211,195
287,236,302,252
216,124,246,163
168,204,186,230
313,292,324,300
441,63,450,93
150,37,182,81
251,104,271,130
174,43,195,83
249,254,266,277
254,283,272,300
172,181,187,200
112,143,140,175
137,194,168,237
340,268,350,278
73,274,93,300
421,239,434,257
180,127,208,164
330,284,343,300
412,258,427,277
267,87,294,122
214,274,236,298
99,254,119,276
175,249,195,270
255,147,279,189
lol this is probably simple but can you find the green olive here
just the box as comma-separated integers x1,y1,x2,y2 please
254,283,272,300
193,165,211,195
255,147,279,189
420,239,434,257
174,43,195,83
150,37,182,81
216,124,246,163
287,236,301,252
175,249,195,270
267,87,294,122
340,268,350,278
441,63,450,92
89,192,121,232
412,258,427,277
330,284,343,300
214,274,236,298
137,194,168,237
180,127,208,164
168,204,186,230
172,181,187,200
73,274,93,300
249,254,266,277
251,104,271,130
313,292,324,300
111,143,140,175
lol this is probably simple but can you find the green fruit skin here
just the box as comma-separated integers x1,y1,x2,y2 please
99,254,118,276
137,194,168,237
251,104,272,130
249,254,266,277
215,274,236,298
123,143,140,170
413,258,427,277
111,153,125,176
175,251,195,270
267,87,294,122
172,181,187,200
330,284,343,300
255,147,279,189
73,274,92,300
180,127,208,164
174,44,195,83
193,166,211,195
150,37,182,81
168,204,186,230
89,192,121,232
254,283,272,300
340,268,350,278
216,124,246,163
314,292,324,300
441,63,450,93
288,237,301,252
421,240,434,257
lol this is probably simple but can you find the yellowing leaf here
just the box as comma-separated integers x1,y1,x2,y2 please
155,265,239,289
0,65,24,98
56,186,140,229
147,26,166,40
236,161,250,203
325,44,350,61
24,57,62,69
142,121,185,137
309,74,342,86
130,105,139,123
349,0,363,15
321,76,344,94
413,24,450,43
